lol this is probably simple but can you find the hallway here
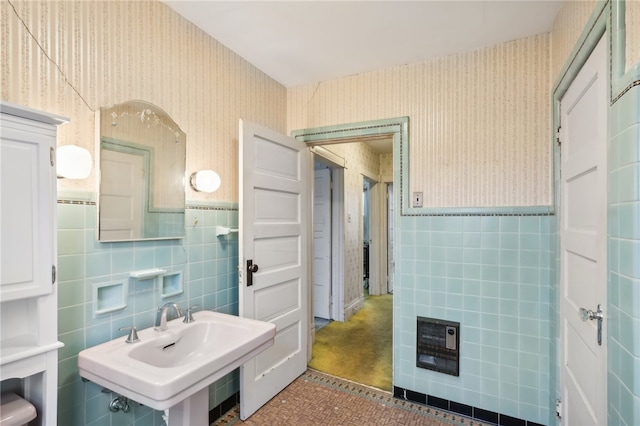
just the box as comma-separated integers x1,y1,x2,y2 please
309,294,393,391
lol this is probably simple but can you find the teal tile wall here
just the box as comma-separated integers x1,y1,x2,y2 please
608,84,640,425
57,198,239,426
394,214,553,424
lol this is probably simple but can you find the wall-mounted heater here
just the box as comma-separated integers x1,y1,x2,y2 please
416,317,460,376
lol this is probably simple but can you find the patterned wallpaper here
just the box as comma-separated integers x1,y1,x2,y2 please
550,0,597,82
344,163,365,310
380,153,393,182
1,0,286,202
627,0,640,73
4,0,631,208
288,34,551,208
550,1,640,83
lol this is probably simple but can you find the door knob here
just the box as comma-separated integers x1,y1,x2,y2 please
247,259,259,287
579,304,603,345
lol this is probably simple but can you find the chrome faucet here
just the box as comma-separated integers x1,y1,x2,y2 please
155,302,183,331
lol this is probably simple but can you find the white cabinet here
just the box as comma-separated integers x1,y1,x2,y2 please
0,101,67,426
1,104,59,301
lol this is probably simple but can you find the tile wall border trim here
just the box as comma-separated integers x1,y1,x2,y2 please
56,191,238,211
393,386,545,426
187,204,238,212
57,199,96,205
56,199,239,212
401,207,554,217
611,78,640,105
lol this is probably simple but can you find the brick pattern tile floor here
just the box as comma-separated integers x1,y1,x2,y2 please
213,370,491,426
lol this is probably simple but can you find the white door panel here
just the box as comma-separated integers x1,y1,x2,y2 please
314,168,331,319
560,36,607,425
563,233,598,263
99,149,144,240
239,120,310,420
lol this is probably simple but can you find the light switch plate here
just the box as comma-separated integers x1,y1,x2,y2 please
413,192,423,207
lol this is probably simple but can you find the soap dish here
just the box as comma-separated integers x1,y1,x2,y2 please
161,272,183,299
129,268,167,279
94,281,127,315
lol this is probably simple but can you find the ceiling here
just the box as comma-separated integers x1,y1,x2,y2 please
163,0,564,88
162,1,564,154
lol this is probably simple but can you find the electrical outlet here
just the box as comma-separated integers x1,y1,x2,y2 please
413,192,423,207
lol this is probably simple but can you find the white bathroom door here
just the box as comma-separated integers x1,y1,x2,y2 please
239,120,310,420
99,149,144,240
559,36,607,425
313,168,331,319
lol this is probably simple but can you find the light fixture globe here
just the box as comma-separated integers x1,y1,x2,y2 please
57,145,92,179
190,169,221,193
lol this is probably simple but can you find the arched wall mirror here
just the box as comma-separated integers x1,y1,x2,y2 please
98,101,186,242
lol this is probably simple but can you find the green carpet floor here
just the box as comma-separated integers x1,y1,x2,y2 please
309,293,392,391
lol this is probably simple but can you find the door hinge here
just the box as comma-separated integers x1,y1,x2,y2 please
555,398,562,419
50,147,55,167
52,265,56,284
556,126,562,146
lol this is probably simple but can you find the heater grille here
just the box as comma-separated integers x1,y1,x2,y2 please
416,317,459,376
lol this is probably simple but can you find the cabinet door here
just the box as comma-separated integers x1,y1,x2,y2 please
1,115,55,301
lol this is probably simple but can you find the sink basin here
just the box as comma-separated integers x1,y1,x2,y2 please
78,311,275,411
129,322,214,368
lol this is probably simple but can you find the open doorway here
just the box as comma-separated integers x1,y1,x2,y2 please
309,138,393,324
309,139,394,391
293,117,407,390
295,119,401,391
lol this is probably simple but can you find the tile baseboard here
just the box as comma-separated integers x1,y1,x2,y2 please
393,386,545,426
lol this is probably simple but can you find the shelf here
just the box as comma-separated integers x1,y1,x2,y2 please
0,340,64,366
215,226,238,236
129,268,167,279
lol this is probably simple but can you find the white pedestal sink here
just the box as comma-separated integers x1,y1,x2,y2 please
78,311,276,425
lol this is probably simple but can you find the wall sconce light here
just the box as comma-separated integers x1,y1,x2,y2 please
190,169,221,193
57,145,92,179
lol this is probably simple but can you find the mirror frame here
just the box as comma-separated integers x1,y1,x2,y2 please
97,100,186,242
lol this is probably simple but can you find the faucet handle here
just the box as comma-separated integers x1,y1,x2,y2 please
119,326,140,344
183,305,199,323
